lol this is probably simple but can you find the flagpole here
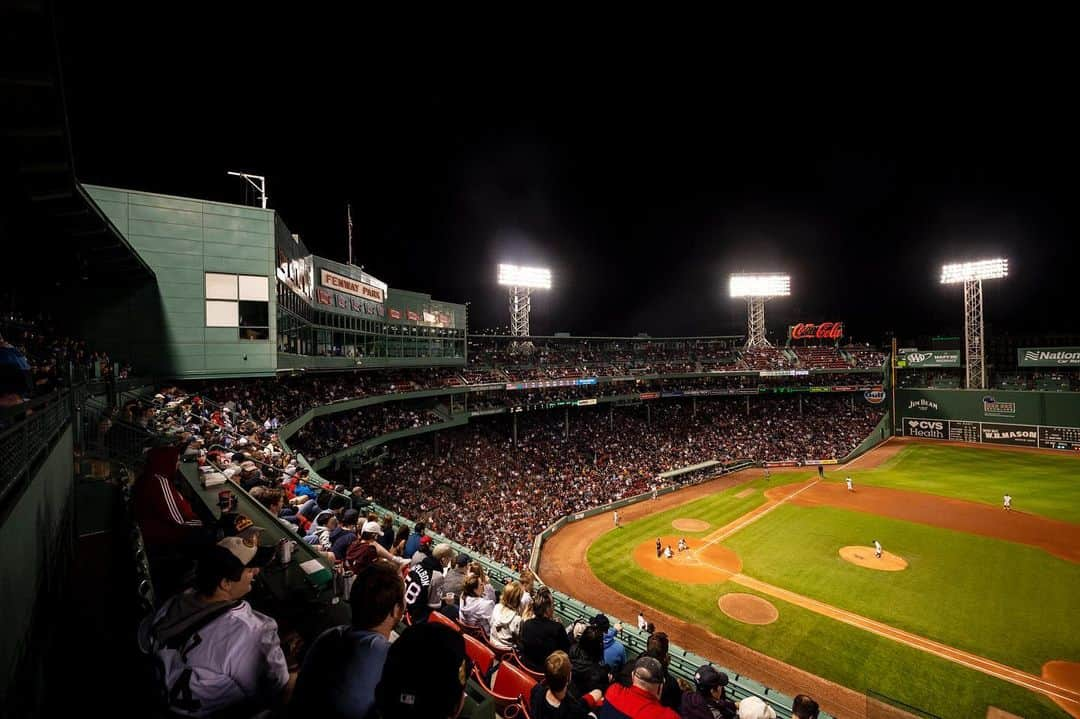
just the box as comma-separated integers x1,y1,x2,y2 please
347,203,354,266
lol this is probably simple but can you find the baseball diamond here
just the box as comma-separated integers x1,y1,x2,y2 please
548,439,1080,718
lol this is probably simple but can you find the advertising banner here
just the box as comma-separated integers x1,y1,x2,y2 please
1018,347,1080,367
639,392,660,400
896,350,962,368
576,398,598,406
805,459,839,465
903,417,947,440
980,422,1038,447
788,322,844,340
765,460,801,468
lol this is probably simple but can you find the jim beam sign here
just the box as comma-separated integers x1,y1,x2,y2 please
904,418,946,440
1018,347,1080,367
908,398,938,412
320,269,384,303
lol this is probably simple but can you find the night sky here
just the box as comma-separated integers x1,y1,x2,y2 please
52,8,1078,344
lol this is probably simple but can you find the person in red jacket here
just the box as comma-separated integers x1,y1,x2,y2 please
133,445,209,550
598,656,679,719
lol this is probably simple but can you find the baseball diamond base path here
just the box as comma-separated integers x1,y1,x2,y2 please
539,440,1080,718
766,480,1080,563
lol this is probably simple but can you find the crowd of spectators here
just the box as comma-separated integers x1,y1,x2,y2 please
125,378,845,719
1,314,132,401
337,396,883,569
290,402,444,458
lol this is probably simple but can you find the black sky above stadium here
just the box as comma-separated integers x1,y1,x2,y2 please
51,8,1078,344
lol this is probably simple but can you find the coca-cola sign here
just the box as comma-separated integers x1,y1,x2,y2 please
789,322,844,340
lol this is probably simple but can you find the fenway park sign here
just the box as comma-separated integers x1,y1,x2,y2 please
788,322,844,340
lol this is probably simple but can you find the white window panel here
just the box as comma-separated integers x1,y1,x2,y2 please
206,300,239,327
205,273,238,300
238,275,269,301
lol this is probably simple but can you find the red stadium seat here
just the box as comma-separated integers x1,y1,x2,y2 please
429,611,461,632
463,633,496,678
491,661,538,703
507,650,545,682
470,666,535,719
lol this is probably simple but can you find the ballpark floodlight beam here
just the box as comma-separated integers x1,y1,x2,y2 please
227,171,268,209
940,258,1008,390
497,264,551,338
729,273,791,349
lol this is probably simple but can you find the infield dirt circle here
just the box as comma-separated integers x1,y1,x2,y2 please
672,518,710,532
718,593,779,625
839,545,908,571
634,537,742,583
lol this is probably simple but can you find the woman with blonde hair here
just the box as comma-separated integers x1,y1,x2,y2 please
489,581,524,651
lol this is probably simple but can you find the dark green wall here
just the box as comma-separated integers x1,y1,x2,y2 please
82,184,276,378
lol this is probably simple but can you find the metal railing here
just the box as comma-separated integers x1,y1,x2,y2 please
0,389,73,517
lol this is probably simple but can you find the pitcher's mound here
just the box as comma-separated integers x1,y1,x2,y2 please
672,518,710,532
1041,661,1080,718
839,546,908,571
718,593,779,625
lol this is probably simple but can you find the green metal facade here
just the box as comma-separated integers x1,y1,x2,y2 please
83,184,277,378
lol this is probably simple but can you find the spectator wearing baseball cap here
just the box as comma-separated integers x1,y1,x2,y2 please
144,537,288,718
599,656,679,719
330,508,362,561
291,559,405,719
680,663,735,719
372,622,471,719
591,613,627,672
347,521,410,574
736,696,777,719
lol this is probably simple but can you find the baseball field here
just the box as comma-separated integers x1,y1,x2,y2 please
540,439,1080,718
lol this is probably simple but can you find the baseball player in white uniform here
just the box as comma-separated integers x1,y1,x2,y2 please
144,536,289,717
1003,493,1012,511
613,510,620,527
873,539,883,559
846,476,854,492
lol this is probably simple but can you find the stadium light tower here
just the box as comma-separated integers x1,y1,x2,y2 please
497,264,551,339
729,273,791,349
940,258,1008,390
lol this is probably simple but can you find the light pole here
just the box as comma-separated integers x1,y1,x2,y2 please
497,263,551,351
729,273,791,349
940,258,1008,389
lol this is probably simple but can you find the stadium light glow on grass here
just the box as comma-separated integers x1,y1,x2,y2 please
728,273,791,298
498,264,552,289
940,258,1008,284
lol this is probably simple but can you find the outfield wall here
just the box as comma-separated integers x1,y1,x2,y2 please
895,389,1080,451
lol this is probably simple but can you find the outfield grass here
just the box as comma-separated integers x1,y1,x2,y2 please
586,472,1077,718
722,503,1080,673
839,443,1080,523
